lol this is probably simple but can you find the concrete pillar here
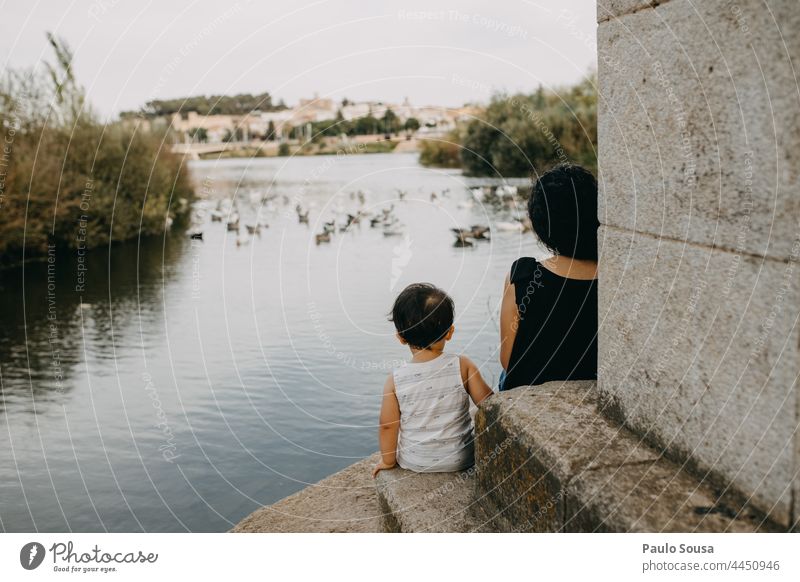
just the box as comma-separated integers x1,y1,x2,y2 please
597,0,799,528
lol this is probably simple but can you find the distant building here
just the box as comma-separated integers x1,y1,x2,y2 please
163,94,471,143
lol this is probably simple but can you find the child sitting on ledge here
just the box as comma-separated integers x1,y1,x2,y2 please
372,283,493,477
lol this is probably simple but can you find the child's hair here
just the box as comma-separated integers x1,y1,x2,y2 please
527,164,599,260
389,283,455,350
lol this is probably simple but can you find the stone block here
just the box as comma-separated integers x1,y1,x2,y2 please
474,381,659,531
597,226,798,527
231,454,382,532
374,465,487,532
598,0,800,260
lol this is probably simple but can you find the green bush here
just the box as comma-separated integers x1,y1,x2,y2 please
417,77,597,177
460,77,597,177
419,134,461,168
0,35,193,267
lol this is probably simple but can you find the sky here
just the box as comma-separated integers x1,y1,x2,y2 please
1,0,597,119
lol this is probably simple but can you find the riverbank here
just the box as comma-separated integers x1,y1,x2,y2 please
192,134,422,160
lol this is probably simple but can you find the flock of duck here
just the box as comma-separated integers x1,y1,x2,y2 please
188,184,531,248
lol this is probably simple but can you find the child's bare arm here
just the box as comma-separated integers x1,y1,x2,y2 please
373,374,401,477
459,356,494,405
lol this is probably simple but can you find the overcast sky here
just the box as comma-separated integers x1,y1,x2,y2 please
1,0,597,118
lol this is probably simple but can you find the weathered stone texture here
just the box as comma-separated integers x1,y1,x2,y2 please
475,381,657,531
598,0,800,260
597,0,667,22
597,226,798,526
375,465,487,532
566,460,775,532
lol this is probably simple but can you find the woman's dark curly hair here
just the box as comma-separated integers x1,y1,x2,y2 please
527,164,599,260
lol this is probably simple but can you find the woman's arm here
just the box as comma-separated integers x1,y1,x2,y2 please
373,374,400,477
499,271,519,370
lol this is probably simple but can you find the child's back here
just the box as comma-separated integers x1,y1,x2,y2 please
394,353,473,472
372,283,493,478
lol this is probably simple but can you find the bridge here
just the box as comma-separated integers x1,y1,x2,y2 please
170,141,268,159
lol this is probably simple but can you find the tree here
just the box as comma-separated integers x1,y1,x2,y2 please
404,117,420,133
382,108,399,136
123,91,286,118
222,127,244,143
459,80,597,176
189,127,208,143
266,120,276,141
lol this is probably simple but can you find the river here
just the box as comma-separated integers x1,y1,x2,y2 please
0,152,538,532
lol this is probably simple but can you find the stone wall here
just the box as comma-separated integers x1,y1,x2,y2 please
596,0,799,528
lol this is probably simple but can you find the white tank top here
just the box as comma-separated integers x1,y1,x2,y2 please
393,353,474,472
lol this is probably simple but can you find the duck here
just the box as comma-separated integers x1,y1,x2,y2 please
297,209,310,224
189,230,203,240
451,229,473,245
470,187,486,201
226,213,240,231
323,220,336,234
245,224,260,235
493,221,523,232
383,225,404,237
470,225,491,240
496,184,518,197
210,210,223,222
339,213,360,232
316,232,331,244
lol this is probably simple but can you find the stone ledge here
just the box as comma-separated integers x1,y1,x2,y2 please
375,465,491,532
231,454,382,532
566,459,777,532
475,382,774,532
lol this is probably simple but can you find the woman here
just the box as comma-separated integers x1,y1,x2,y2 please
499,164,599,390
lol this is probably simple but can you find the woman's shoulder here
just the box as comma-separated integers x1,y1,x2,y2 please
509,256,541,284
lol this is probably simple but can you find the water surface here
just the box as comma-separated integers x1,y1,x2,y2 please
0,152,535,532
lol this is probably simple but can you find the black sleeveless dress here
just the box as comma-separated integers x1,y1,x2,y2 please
503,257,598,390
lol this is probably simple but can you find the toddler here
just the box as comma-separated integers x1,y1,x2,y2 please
373,283,493,476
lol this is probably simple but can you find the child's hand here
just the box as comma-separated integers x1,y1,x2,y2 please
372,460,396,478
